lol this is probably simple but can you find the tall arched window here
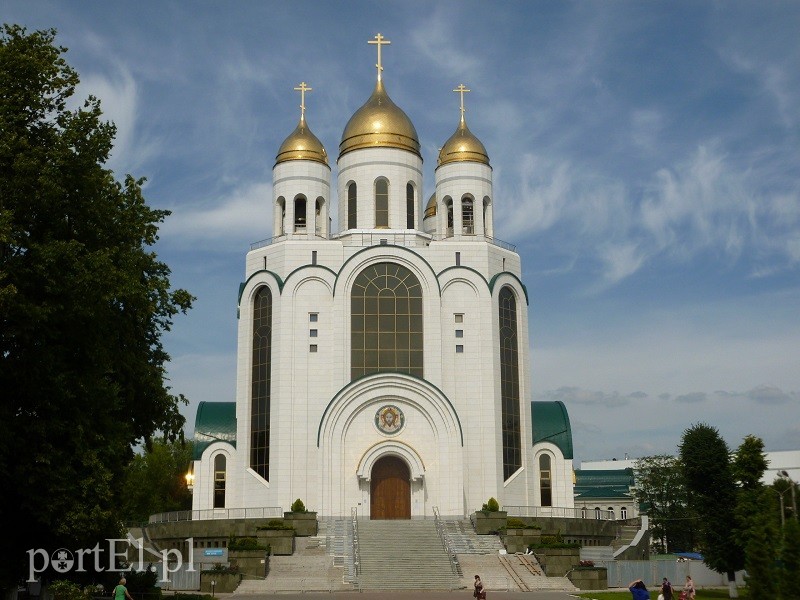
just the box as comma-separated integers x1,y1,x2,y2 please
406,183,415,229
251,286,272,480
539,454,552,507
608,506,615,520
445,197,454,237
294,195,307,231
375,179,389,228
462,196,474,234
348,182,357,230
277,196,286,236
351,263,423,380
315,197,323,234
499,286,522,480
213,454,226,509
581,507,587,519
594,506,601,520
621,506,628,520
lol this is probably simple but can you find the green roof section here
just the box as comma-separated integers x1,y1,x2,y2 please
573,468,635,500
193,401,237,460
531,400,573,459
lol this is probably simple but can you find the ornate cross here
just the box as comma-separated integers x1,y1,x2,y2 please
293,81,312,120
368,33,391,81
454,84,471,119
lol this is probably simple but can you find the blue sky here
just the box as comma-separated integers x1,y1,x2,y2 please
7,1,799,465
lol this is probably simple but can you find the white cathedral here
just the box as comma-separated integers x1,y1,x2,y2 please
188,35,575,520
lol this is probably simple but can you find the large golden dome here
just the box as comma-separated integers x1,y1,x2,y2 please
275,117,329,166
339,79,420,158
437,117,490,167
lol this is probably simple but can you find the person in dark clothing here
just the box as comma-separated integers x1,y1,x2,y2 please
628,578,651,600
661,577,673,600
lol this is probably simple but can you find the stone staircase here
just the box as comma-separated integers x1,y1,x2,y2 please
356,520,460,590
442,519,506,554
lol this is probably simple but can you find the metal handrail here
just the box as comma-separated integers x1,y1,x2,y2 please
148,506,283,524
350,506,361,577
503,505,616,520
249,230,517,252
432,506,460,576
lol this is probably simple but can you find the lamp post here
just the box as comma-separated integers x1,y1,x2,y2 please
770,486,789,528
779,470,797,521
185,470,195,492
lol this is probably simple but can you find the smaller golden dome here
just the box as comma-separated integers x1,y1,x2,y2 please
437,117,490,166
275,117,329,166
424,193,437,218
339,79,421,158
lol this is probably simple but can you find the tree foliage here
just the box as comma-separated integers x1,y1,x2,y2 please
121,439,194,524
634,454,697,554
0,24,192,589
780,517,800,600
679,423,743,596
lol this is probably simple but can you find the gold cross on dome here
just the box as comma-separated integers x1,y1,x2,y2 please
368,33,391,81
293,82,312,120
453,84,471,119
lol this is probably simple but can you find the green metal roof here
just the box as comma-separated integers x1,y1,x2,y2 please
192,401,237,460
574,468,635,486
573,487,633,500
530,400,573,459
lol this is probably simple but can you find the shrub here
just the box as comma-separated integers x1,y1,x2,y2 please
506,518,541,529
481,497,500,512
257,519,294,531
290,498,306,513
49,580,91,600
228,536,267,551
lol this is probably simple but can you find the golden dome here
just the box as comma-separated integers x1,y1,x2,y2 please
424,193,437,218
437,116,490,166
275,117,329,166
339,79,420,158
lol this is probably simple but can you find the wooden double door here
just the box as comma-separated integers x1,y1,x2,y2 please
370,456,411,519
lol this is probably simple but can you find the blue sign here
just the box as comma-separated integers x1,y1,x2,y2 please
203,549,225,557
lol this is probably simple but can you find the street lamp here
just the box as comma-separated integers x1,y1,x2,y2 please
185,470,195,492
779,470,797,521
769,486,789,528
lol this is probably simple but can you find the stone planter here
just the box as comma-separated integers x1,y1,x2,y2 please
502,527,542,553
256,528,295,555
473,510,508,534
531,547,580,577
228,549,268,578
200,571,242,594
567,567,608,590
284,511,318,536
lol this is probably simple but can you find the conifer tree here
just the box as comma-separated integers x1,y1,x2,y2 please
780,517,800,600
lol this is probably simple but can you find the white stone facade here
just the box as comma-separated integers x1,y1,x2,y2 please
189,65,575,519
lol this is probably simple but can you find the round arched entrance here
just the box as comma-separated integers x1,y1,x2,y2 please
370,455,411,519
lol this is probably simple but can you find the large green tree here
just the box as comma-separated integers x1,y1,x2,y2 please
679,423,743,598
780,517,800,600
0,25,192,589
121,439,194,524
634,454,697,554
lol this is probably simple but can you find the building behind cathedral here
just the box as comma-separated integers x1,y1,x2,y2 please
189,36,575,519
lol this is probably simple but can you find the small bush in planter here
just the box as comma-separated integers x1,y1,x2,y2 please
258,519,295,531
290,498,307,513
481,497,500,512
228,536,267,551
506,518,532,529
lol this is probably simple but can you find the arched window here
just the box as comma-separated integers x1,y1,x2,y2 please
539,454,552,507
251,286,272,480
406,183,415,229
462,196,474,234
375,179,389,228
213,454,226,509
581,507,587,519
445,197,454,237
499,286,521,480
277,197,286,236
594,506,601,520
483,196,491,233
351,263,423,379
621,506,628,520
348,182,357,230
294,195,307,230
608,507,615,520
315,197,323,234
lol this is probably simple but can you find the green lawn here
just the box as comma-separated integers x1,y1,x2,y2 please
576,590,746,600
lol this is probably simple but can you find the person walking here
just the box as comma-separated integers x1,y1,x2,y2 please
113,578,133,600
660,577,673,600
628,578,651,600
681,575,696,600
473,575,486,600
